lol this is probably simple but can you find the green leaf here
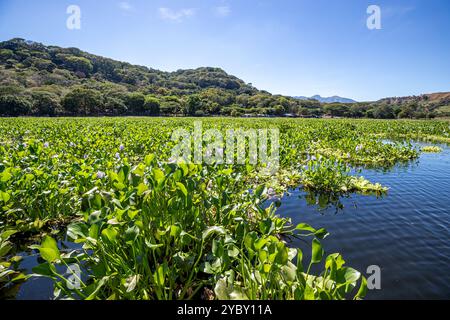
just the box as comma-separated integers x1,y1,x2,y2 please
311,238,324,264
295,223,316,233
176,182,188,197
32,262,57,277
137,183,148,196
153,169,165,184
0,242,12,258
67,222,89,240
214,277,248,300
0,229,17,241
342,267,361,284
144,154,155,166
354,276,368,300
0,171,12,182
101,227,118,242
229,288,249,300
314,228,329,239
275,242,289,265
222,168,233,176
303,284,316,300
154,264,166,286
254,185,265,198
125,275,139,293
202,226,226,241
144,239,163,250
281,262,297,283
86,276,110,300
39,236,60,263
0,190,11,203
125,225,139,243
214,277,230,300
295,223,329,239
296,249,304,273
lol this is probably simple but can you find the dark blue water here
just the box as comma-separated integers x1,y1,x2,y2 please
280,143,450,299
14,242,83,300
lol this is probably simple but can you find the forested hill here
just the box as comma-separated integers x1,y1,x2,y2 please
0,38,448,118
0,38,308,117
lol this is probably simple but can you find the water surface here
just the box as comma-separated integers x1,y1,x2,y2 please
279,143,450,299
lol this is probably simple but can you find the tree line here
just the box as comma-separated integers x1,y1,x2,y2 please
0,38,445,118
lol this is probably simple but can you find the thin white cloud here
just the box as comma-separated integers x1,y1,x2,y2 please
215,6,231,17
118,2,133,12
158,8,196,22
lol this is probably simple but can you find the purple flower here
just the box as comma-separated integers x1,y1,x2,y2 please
355,145,363,152
119,145,125,151
43,142,49,148
96,171,106,179
115,152,121,159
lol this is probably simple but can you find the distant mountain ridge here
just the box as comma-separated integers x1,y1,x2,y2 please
294,95,357,104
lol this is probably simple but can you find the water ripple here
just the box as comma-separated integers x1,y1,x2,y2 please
280,143,450,299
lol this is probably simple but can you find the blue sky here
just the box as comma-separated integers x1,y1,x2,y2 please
0,0,449,101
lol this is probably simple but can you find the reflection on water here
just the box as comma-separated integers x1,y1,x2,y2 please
279,142,450,299
303,191,350,213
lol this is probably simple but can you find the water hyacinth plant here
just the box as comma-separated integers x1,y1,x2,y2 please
421,146,443,153
30,160,367,300
0,117,448,300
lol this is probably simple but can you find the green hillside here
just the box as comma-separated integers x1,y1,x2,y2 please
0,38,448,119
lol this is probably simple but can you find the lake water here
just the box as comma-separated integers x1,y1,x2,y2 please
12,143,450,300
280,142,450,299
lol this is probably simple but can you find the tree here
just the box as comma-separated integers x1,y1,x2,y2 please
373,104,395,119
230,108,241,117
103,95,127,115
144,96,161,115
204,102,221,115
0,49,15,61
194,110,205,117
365,109,375,118
31,91,61,116
0,94,32,116
125,92,146,113
160,96,181,115
323,104,349,117
33,58,57,72
274,105,285,116
349,104,366,118
57,54,93,76
62,88,102,115
398,102,417,119
184,95,202,116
